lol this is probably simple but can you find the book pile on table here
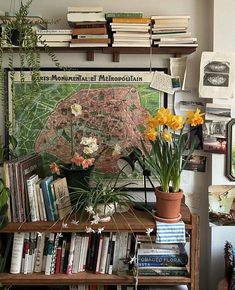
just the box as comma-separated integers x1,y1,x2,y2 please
136,234,189,276
67,6,110,47
36,29,72,47
106,12,151,47
151,15,198,47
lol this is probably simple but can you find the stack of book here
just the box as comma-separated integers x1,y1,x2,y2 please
36,29,72,47
67,6,110,47
136,234,188,276
151,15,198,47
3,153,72,222
106,12,151,47
9,231,132,276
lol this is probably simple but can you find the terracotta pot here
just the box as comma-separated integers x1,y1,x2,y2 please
155,187,183,222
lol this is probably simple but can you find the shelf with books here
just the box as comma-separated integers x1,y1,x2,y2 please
0,272,191,285
0,205,192,233
3,46,197,62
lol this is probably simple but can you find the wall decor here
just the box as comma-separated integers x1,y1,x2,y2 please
209,185,235,225
226,118,235,180
199,51,235,99
6,68,167,187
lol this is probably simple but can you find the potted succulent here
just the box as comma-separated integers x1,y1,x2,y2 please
142,107,204,222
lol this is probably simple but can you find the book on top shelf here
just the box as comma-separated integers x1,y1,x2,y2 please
157,42,198,47
38,34,72,42
37,42,70,47
72,27,107,35
67,12,106,23
68,6,103,13
36,29,72,35
69,43,108,47
71,38,110,44
105,12,143,18
151,15,190,20
76,34,108,39
112,17,151,24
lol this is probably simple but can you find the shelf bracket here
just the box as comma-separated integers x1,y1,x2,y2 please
112,52,120,62
86,51,94,61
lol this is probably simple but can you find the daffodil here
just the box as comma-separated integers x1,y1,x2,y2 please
142,107,204,193
186,108,204,127
144,128,158,141
155,107,171,125
162,128,172,142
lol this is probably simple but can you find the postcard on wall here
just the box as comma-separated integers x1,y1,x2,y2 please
205,103,231,121
203,120,227,154
6,69,166,186
182,154,207,172
199,51,235,99
150,70,180,95
209,185,235,226
170,56,187,90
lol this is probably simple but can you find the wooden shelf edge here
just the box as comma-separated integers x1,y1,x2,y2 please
0,272,191,285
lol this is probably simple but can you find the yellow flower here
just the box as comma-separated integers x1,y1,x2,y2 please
145,116,158,129
186,109,204,127
155,107,171,125
145,128,158,141
162,128,172,142
168,115,184,131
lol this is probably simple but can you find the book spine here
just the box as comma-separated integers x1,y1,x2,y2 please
41,178,54,221
112,17,151,24
108,233,116,274
95,235,104,273
72,27,107,35
34,233,45,272
10,232,25,274
60,239,67,273
67,233,76,274
55,246,62,274
36,29,72,34
72,235,82,273
70,38,110,44
45,233,55,275
105,12,143,18
99,236,110,274
50,233,60,274
138,255,188,266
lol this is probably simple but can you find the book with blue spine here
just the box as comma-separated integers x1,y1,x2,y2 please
41,176,55,221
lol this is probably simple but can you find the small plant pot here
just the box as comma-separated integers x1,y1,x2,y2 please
8,29,23,46
96,203,115,222
155,187,183,223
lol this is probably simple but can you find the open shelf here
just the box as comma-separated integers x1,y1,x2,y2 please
0,272,191,286
5,46,197,62
0,204,192,233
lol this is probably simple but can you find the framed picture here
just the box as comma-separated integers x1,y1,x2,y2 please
6,68,167,189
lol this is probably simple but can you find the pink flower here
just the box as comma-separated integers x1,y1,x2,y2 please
50,162,60,175
71,153,84,166
82,158,95,169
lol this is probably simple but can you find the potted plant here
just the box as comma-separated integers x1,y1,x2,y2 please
0,0,61,91
142,107,204,222
67,171,135,223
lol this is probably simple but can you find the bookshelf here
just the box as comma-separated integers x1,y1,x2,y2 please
0,204,199,290
4,46,197,62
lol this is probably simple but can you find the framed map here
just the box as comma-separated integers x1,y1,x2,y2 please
6,68,167,187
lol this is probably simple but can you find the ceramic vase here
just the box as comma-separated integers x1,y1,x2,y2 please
96,203,115,222
155,186,183,223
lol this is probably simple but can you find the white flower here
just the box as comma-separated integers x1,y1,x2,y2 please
146,228,153,236
71,103,82,116
91,214,100,225
80,137,97,146
37,232,42,237
62,222,68,228
129,255,136,264
97,227,104,234
85,226,95,233
71,219,79,225
85,205,95,214
57,233,63,238
83,146,95,155
112,144,122,156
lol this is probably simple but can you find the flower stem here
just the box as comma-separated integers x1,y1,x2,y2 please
70,118,74,158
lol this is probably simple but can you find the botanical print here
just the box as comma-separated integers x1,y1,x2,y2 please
7,69,164,180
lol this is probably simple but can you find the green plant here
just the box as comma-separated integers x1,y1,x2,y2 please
66,171,135,224
141,107,204,193
0,0,61,94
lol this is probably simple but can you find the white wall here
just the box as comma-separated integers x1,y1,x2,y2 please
0,1,213,289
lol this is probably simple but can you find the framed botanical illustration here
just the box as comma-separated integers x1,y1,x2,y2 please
6,68,167,188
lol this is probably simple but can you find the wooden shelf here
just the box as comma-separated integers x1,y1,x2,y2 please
0,204,192,233
5,46,197,62
0,272,191,286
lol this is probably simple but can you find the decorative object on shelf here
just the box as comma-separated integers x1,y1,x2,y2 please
0,0,61,95
142,107,204,222
67,170,135,224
